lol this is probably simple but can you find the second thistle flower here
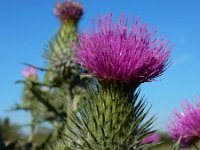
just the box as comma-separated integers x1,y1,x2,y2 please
22,66,37,79
54,0,83,24
74,14,171,87
168,99,200,147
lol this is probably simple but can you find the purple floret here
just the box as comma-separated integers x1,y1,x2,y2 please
54,0,83,23
142,133,160,144
74,14,171,85
22,66,37,78
168,100,200,147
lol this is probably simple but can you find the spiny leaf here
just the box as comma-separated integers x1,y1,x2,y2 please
171,137,181,150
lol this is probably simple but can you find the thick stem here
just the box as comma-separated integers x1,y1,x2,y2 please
99,81,140,100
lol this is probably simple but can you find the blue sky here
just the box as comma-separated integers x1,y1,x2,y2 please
0,0,200,131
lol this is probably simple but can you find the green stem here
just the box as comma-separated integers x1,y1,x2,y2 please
193,143,200,150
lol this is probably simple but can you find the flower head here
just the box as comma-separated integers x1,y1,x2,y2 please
22,66,37,78
54,0,83,23
168,99,200,147
142,133,160,144
74,14,171,86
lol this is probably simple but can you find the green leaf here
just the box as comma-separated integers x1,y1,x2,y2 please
171,137,181,150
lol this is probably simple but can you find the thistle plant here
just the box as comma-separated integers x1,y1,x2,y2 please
47,13,171,150
168,99,200,149
45,0,83,65
9,1,174,149
12,1,90,149
44,0,89,111
21,67,47,146
45,0,83,67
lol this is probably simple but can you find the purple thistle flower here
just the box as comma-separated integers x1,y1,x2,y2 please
74,14,171,86
168,99,200,147
22,66,37,78
54,0,83,23
142,133,160,144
